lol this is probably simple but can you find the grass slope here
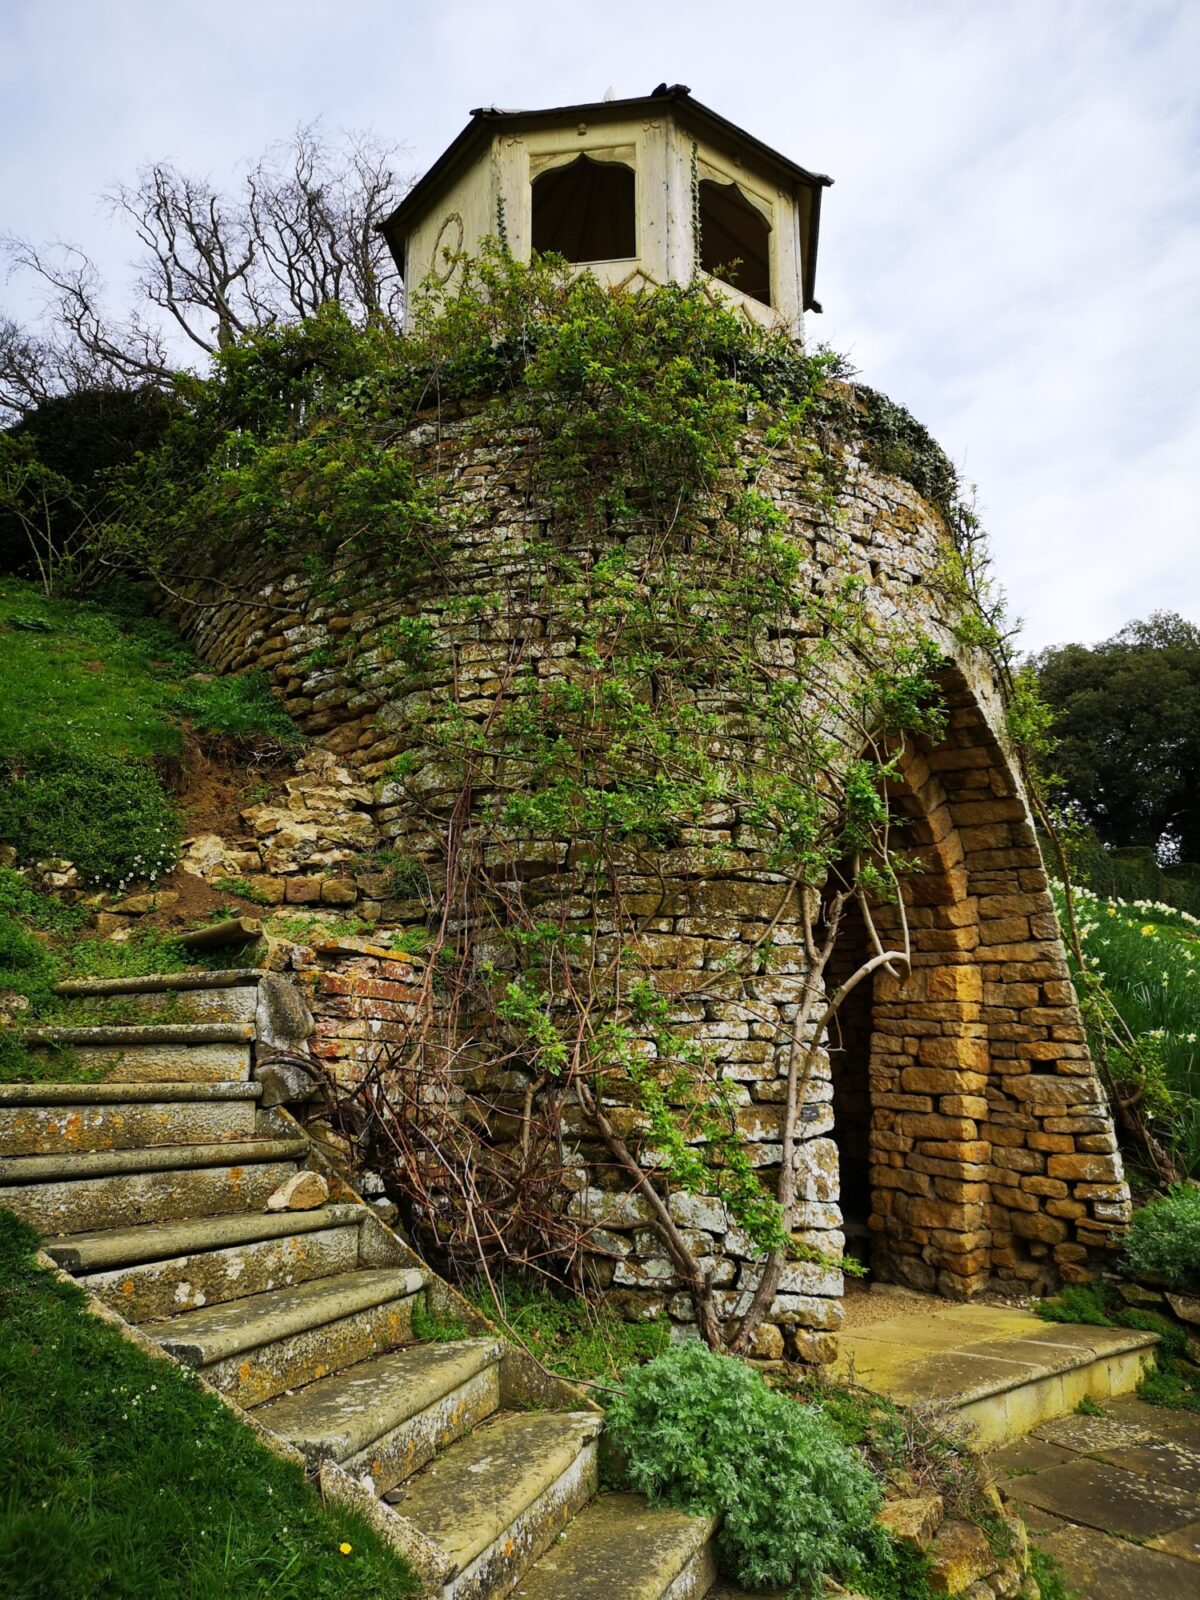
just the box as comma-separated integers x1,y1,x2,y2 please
0,1209,417,1600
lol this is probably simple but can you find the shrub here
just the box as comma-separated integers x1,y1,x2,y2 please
0,747,180,888
604,1342,880,1593
1123,1185,1200,1290
175,669,302,749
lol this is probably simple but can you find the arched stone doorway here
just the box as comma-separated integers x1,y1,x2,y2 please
828,668,1128,1301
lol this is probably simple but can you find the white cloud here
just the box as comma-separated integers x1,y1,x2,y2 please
1,0,1196,648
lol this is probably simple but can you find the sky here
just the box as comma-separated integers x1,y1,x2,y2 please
1,0,1197,652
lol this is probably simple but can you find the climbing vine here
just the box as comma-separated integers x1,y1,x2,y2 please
108,247,958,1348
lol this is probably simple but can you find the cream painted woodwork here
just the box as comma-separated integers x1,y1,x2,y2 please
382,89,831,342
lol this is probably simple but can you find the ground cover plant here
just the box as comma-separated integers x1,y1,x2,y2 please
0,1208,418,1600
1122,1184,1200,1290
1052,880,1200,1176
605,1341,883,1594
468,1272,670,1386
1034,1279,1200,1414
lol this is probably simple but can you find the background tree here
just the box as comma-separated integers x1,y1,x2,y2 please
1034,612,1200,864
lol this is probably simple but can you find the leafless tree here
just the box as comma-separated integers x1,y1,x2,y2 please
2,124,407,421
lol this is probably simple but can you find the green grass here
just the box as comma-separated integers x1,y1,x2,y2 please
467,1272,670,1387
0,1208,418,1600
0,578,301,765
1034,1280,1200,1413
1029,1544,1079,1600
0,579,190,763
0,579,302,887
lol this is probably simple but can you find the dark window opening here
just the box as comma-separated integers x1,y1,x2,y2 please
825,884,875,1265
698,179,771,306
531,156,636,263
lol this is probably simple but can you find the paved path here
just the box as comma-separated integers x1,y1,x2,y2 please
992,1396,1200,1599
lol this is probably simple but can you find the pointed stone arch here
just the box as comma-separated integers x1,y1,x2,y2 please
830,666,1129,1300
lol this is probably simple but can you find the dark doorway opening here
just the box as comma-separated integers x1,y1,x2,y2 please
697,179,771,305
531,156,636,263
826,889,875,1267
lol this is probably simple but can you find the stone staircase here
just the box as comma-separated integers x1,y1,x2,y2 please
0,968,718,1600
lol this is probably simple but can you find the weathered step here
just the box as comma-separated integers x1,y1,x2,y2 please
42,1202,365,1274
512,1492,718,1600
257,1338,502,1491
57,986,260,1026
83,1214,366,1321
836,1299,1160,1447
155,1267,428,1407
392,1409,601,1600
54,970,263,997
0,1081,261,1106
20,1023,255,1047
0,1095,259,1156
19,1040,253,1084
0,1135,308,1186
0,1157,301,1234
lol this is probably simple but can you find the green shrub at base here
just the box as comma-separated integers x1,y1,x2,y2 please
1123,1185,1200,1291
0,747,180,889
604,1341,881,1593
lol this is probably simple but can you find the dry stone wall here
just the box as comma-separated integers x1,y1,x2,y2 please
170,408,1129,1356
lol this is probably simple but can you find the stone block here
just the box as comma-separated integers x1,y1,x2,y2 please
1012,1210,1068,1243
320,878,358,906
901,1068,988,1095
918,1037,989,1072
927,966,983,1002
897,1112,979,1143
876,1494,944,1552
284,875,322,904
1046,1153,1122,1181
928,1519,994,1596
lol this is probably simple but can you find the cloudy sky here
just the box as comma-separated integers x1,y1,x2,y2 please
2,0,1196,651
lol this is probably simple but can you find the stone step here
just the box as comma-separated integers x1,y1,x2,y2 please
20,1023,256,1047
57,986,260,1027
42,1202,366,1273
0,1081,261,1106
257,1338,503,1492
155,1267,428,1408
836,1299,1160,1448
0,1135,308,1187
54,970,263,997
83,1217,366,1321
512,1492,718,1600
19,1040,253,1083
390,1409,601,1600
0,1157,302,1234
0,1095,259,1156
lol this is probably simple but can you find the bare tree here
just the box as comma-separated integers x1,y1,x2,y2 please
2,124,407,420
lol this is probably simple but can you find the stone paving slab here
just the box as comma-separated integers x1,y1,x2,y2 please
1031,1411,1157,1453
1003,1457,1197,1540
1036,1523,1198,1600
995,1396,1200,1599
1100,1441,1200,1497
990,1435,1076,1477
1149,1518,1200,1564
836,1302,1154,1428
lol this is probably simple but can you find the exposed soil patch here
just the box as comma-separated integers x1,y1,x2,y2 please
166,730,291,839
